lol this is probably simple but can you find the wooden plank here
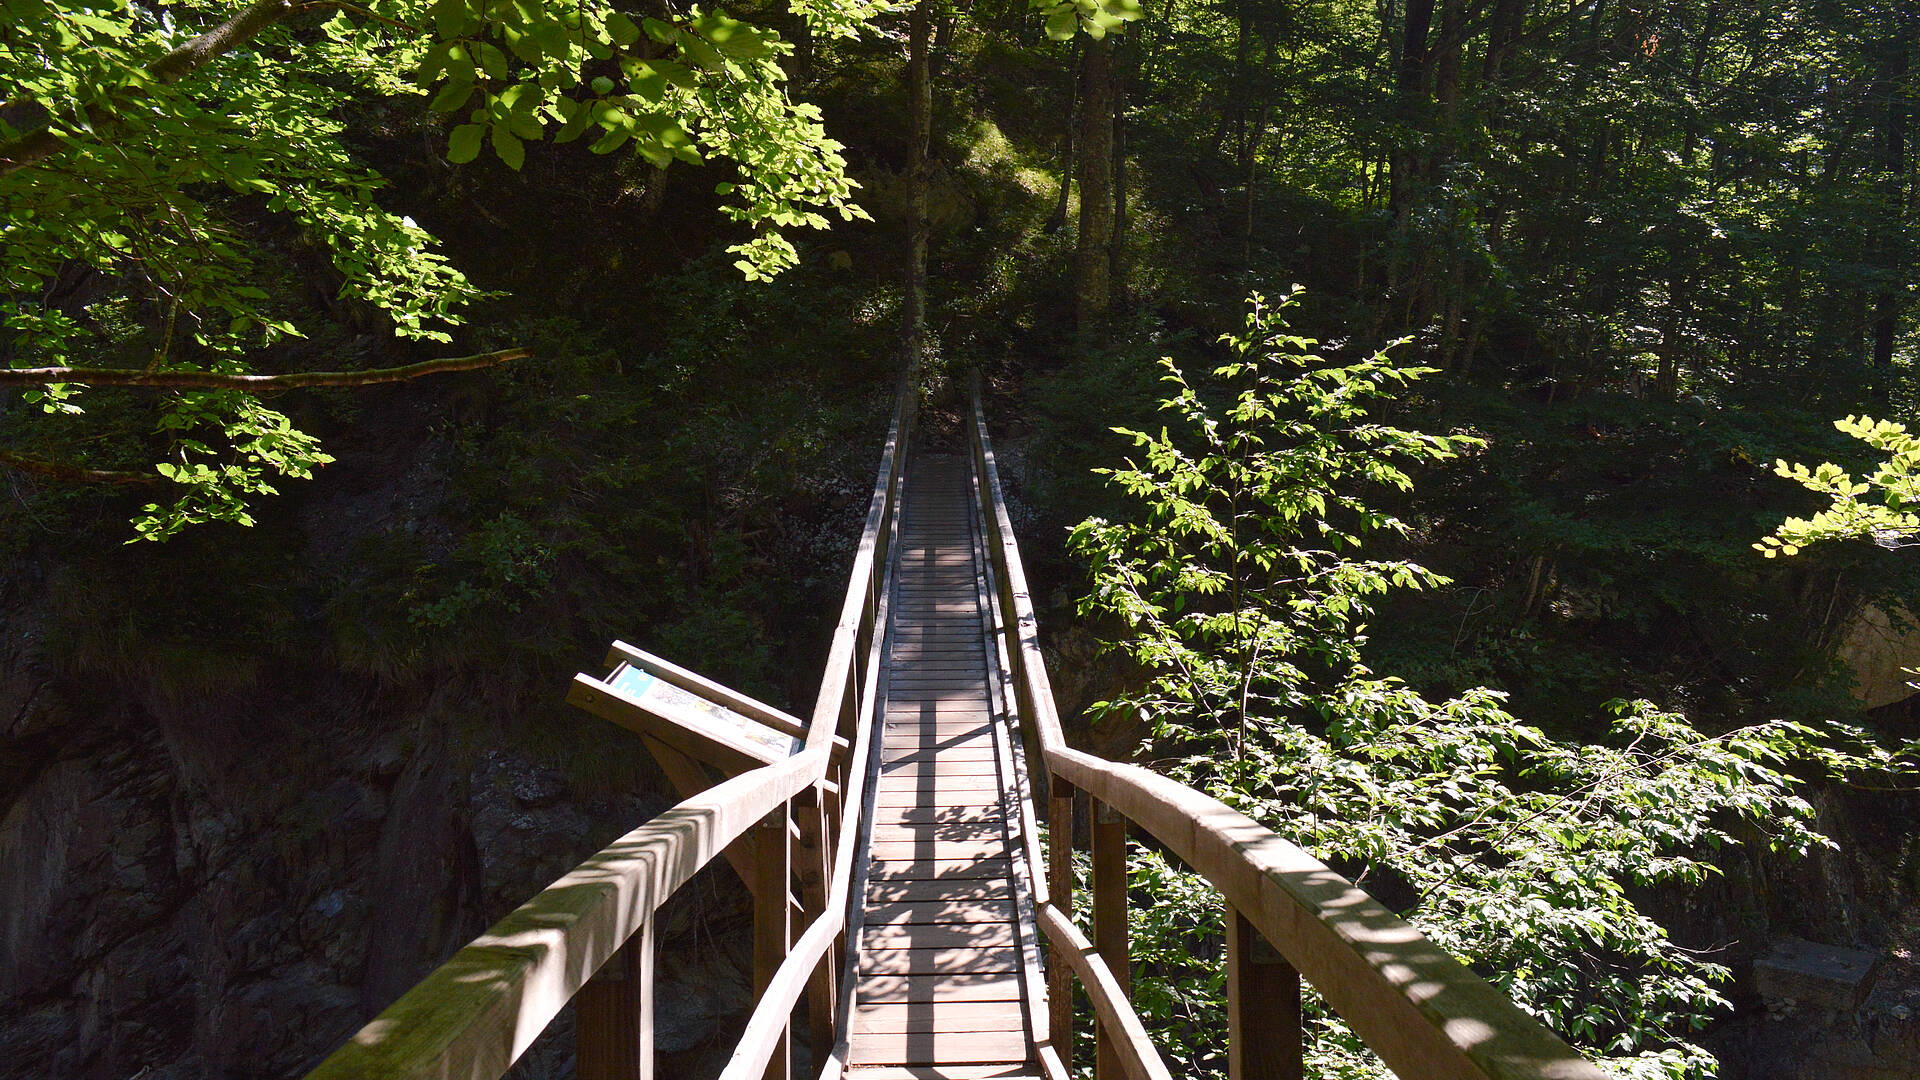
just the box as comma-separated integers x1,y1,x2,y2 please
861,922,1017,950
868,840,1009,862
851,1002,1026,1034
882,733,996,747
865,857,1011,879
1228,905,1303,1080
859,946,1021,976
577,926,652,1080
847,1030,1030,1066
871,789,1002,808
883,731,996,746
873,805,1005,826
887,690,991,700
879,745,997,759
872,820,1006,840
867,878,1012,903
864,899,1017,925
868,821,1007,841
840,1064,1033,1080
855,973,1024,1004
874,750,998,766
874,775,1004,792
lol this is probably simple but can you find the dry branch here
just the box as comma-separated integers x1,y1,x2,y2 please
0,451,165,485
0,348,527,391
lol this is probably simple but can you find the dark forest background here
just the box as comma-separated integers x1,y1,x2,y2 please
3,0,1918,1077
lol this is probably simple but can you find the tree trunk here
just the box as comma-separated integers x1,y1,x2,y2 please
1482,0,1526,82
1388,0,1434,220
903,0,933,372
1074,34,1115,335
1111,30,1131,303
1047,39,1081,234
1870,0,1911,404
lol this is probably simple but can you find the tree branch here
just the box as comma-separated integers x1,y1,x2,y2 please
0,451,165,485
0,348,528,391
0,0,299,177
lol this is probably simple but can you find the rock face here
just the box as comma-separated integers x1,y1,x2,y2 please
0,648,756,1080
1835,604,1920,711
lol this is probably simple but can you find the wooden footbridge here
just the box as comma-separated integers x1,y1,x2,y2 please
306,382,1606,1080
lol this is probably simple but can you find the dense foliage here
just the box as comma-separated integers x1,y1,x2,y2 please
1070,293,1834,1078
0,0,883,536
3,0,1918,1076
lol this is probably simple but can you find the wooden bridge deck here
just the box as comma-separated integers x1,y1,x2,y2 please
303,386,1611,1080
848,453,1041,1079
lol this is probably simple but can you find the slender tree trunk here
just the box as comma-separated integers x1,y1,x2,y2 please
1074,34,1115,335
903,0,933,371
1482,0,1525,81
1111,31,1131,305
1870,0,1911,404
1047,39,1081,233
1389,0,1434,219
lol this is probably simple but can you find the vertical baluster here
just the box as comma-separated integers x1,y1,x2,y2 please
795,788,836,1066
1226,906,1302,1080
1091,800,1128,1080
1047,776,1077,1061
755,804,793,1080
577,918,655,1080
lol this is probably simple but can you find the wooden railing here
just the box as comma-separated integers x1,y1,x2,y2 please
963,376,1610,1080
304,379,914,1080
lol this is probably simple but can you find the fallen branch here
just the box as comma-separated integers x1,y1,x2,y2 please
0,348,527,391
0,451,164,485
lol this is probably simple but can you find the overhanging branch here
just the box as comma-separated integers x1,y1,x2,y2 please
0,451,164,485
0,0,298,176
0,348,528,391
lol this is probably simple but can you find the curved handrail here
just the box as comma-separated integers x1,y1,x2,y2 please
304,378,915,1080
303,747,826,1079
720,386,909,1080
966,377,1608,1080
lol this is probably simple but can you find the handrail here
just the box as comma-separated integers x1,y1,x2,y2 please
966,375,1609,1080
303,747,825,1079
721,379,913,1080
304,377,915,1080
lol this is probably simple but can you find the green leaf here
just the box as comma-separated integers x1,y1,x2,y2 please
447,122,485,162
588,128,632,154
553,103,596,143
606,11,642,45
491,125,525,170
416,41,455,86
1044,8,1078,40
429,78,475,113
477,41,510,79
432,0,476,39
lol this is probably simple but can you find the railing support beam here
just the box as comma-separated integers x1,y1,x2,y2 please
754,806,793,1080
1048,775,1078,1057
795,787,836,1068
577,921,655,1080
1228,905,1302,1080
1092,799,1129,1080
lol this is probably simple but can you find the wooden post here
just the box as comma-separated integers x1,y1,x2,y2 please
1227,905,1302,1080
1091,799,1128,1080
1047,776,1077,1060
754,805,792,1080
795,788,836,1067
577,919,655,1080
